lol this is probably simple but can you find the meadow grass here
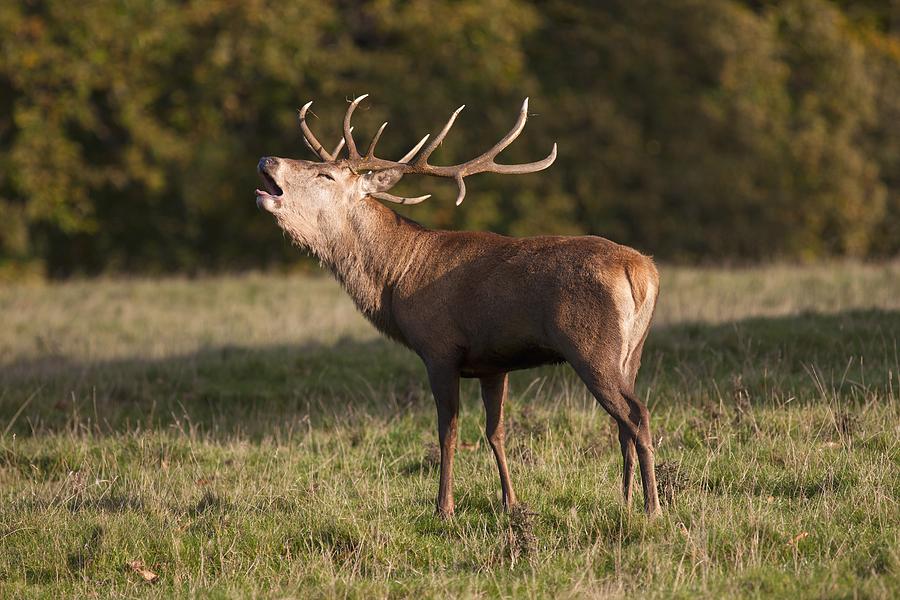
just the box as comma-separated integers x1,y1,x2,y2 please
1,262,898,598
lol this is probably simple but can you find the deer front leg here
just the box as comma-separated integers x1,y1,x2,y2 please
480,373,517,510
427,366,460,518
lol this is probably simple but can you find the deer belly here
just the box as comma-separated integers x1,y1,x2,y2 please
459,344,565,378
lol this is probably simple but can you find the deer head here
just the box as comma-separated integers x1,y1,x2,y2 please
256,95,557,247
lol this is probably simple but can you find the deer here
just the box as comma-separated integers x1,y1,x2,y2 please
256,95,661,517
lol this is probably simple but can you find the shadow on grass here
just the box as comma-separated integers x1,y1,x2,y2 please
1,309,897,438
1,336,427,437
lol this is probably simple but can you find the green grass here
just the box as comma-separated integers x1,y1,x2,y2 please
1,262,899,598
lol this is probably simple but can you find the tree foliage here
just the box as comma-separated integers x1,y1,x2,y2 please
0,0,898,275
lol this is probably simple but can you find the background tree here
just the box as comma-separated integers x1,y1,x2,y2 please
0,0,897,276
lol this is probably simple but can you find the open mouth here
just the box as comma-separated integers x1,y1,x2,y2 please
256,171,283,199
256,160,284,210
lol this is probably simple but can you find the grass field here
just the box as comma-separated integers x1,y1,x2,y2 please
1,262,899,598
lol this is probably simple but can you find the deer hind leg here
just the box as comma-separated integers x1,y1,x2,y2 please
427,365,460,518
620,323,652,507
618,423,637,505
622,387,660,516
480,373,517,510
624,327,650,392
570,359,661,517
619,278,658,512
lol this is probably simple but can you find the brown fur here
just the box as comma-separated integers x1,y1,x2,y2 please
257,155,662,517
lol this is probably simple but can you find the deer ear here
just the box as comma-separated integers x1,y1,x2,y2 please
360,168,404,195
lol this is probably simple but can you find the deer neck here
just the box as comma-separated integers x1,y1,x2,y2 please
313,198,425,340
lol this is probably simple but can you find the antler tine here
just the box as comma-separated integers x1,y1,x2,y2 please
454,174,466,206
370,191,432,205
299,101,334,161
412,105,465,166
485,142,557,174
399,135,430,164
473,97,530,168
343,94,368,159
331,128,350,159
366,122,388,160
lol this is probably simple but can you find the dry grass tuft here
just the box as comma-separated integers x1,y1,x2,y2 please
655,461,689,507
505,504,539,567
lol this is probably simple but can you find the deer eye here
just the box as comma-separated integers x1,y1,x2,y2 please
317,172,335,181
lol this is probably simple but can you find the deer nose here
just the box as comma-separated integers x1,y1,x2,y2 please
258,156,278,173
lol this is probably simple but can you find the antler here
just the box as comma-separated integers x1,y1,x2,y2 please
399,98,557,205
298,101,334,161
299,95,557,205
299,101,360,163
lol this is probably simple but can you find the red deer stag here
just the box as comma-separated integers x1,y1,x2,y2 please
256,95,661,517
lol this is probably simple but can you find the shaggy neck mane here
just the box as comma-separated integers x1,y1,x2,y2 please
282,198,426,342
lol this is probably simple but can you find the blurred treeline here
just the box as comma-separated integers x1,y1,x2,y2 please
1,0,899,276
